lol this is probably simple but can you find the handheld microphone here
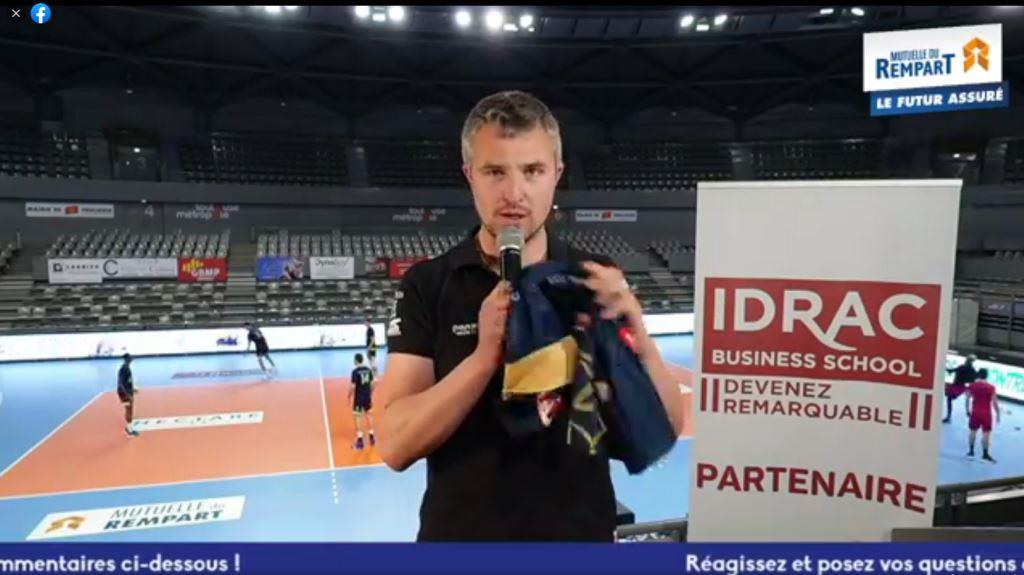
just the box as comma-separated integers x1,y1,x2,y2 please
498,227,524,283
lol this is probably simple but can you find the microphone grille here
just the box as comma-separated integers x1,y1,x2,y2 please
498,227,524,252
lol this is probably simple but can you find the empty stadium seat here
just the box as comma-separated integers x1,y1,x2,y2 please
365,141,464,188
0,122,90,179
582,142,733,192
750,139,888,181
557,230,637,257
256,229,459,261
179,133,347,187
1004,138,1024,184
44,228,230,260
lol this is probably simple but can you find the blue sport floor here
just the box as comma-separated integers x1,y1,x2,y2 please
0,335,1020,541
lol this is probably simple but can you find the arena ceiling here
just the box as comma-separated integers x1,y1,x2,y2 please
1,5,1022,128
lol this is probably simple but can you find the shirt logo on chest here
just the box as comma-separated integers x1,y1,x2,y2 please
451,323,478,337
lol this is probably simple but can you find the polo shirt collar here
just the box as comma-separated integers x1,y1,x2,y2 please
451,225,572,271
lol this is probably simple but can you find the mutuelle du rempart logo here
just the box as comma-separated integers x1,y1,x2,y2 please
875,37,988,81
28,497,246,540
866,24,1006,117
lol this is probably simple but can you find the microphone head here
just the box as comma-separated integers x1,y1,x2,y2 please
498,226,524,253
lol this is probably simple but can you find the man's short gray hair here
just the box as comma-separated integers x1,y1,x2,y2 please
461,90,562,165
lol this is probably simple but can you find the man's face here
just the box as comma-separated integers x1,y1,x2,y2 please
463,122,563,242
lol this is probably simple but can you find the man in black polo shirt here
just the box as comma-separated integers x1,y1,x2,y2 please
376,90,685,541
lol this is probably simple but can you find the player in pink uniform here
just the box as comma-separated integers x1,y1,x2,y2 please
966,368,1000,463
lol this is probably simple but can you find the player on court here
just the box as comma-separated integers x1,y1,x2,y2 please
245,322,277,377
966,368,1000,462
365,318,378,374
944,354,977,423
117,353,140,437
349,353,376,450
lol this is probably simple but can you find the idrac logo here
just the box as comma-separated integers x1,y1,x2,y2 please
712,287,926,352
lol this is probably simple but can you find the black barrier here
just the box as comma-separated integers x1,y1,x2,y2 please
892,527,1024,542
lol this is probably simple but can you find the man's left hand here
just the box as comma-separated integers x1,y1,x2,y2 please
581,262,644,332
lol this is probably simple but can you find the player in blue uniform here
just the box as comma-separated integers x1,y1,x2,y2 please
117,353,140,437
245,322,277,378
349,353,376,450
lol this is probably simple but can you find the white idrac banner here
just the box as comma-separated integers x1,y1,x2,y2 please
689,180,961,542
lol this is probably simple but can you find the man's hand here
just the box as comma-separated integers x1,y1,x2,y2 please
581,261,686,436
581,262,644,333
473,281,511,366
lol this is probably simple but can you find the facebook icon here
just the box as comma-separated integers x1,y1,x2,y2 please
30,3,51,24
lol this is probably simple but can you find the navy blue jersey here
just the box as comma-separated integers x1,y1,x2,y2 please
117,364,134,397
248,330,269,353
351,366,374,391
949,362,978,386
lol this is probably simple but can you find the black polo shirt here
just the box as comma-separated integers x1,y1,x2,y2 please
387,226,618,541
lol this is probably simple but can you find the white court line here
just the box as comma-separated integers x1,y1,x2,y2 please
0,392,102,481
317,363,336,470
0,463,390,503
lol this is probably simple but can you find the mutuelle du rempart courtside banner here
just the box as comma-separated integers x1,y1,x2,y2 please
689,180,962,541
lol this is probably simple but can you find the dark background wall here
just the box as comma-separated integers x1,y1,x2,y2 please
2,175,1021,251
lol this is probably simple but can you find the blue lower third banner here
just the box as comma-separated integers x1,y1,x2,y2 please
2,543,1024,575
870,82,1009,116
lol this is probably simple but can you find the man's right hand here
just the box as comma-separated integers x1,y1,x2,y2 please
474,280,511,366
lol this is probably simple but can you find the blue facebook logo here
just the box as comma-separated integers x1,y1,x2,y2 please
30,3,51,24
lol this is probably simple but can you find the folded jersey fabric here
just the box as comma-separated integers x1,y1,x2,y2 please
500,261,677,474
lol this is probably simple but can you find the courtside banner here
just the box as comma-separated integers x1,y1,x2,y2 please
946,352,1024,402
0,314,690,362
309,256,355,280
178,258,228,283
2,543,1024,574
47,259,103,284
690,180,961,541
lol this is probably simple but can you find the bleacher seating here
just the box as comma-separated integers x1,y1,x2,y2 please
365,140,465,188
625,272,693,314
1004,138,1024,184
179,133,347,186
254,278,399,323
44,229,230,259
0,240,18,276
0,122,90,179
993,250,1024,261
0,281,231,330
751,138,887,180
582,142,733,192
558,230,638,257
257,230,460,259
649,240,695,263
